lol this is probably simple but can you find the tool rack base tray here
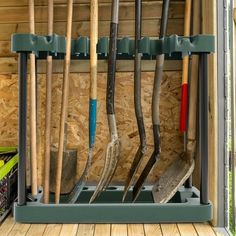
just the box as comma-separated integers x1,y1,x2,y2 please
14,186,212,223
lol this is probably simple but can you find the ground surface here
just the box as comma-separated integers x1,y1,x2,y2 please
0,216,224,236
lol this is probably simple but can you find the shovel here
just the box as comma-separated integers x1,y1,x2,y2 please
50,145,77,195
89,0,120,203
132,0,170,202
43,0,54,204
122,0,146,202
67,0,98,203
152,0,195,203
29,0,38,197
55,0,74,204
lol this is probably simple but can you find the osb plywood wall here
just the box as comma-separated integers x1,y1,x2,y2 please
0,0,185,185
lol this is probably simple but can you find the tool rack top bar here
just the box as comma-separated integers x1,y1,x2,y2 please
11,33,215,60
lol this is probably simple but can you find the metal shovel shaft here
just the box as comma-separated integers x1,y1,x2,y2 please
151,0,195,204
132,0,170,202
123,0,146,202
133,54,164,202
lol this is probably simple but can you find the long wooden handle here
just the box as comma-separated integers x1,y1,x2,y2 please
55,0,73,204
89,0,98,148
44,0,54,204
182,0,191,85
179,0,192,132
29,0,38,196
90,0,98,100
186,0,201,161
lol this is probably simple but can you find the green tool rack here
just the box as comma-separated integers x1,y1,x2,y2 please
11,33,215,223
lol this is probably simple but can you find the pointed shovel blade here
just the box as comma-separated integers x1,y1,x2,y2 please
152,158,195,203
132,152,158,202
122,145,145,202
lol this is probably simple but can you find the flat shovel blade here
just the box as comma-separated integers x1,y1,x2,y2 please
152,158,195,203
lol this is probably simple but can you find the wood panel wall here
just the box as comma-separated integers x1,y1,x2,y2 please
0,0,186,186
202,0,218,226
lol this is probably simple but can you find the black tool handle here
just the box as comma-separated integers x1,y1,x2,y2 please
199,53,209,205
152,55,164,154
107,0,119,115
18,53,28,206
135,0,146,148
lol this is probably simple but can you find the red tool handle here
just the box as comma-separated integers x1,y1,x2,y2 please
179,0,191,133
180,83,188,132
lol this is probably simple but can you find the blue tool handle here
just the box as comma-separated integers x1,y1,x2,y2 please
89,99,97,148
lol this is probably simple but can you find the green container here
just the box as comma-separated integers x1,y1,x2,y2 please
0,147,18,222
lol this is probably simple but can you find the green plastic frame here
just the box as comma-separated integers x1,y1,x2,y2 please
14,187,212,223
11,33,215,60
12,33,214,223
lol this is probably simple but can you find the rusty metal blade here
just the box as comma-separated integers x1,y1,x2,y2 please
89,139,119,203
102,139,120,190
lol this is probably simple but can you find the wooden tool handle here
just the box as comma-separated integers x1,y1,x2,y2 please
186,0,201,160
55,0,73,204
48,0,53,35
181,0,191,85
90,0,98,100
29,0,38,196
29,0,35,34
179,0,192,132
89,0,98,148
44,0,54,204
